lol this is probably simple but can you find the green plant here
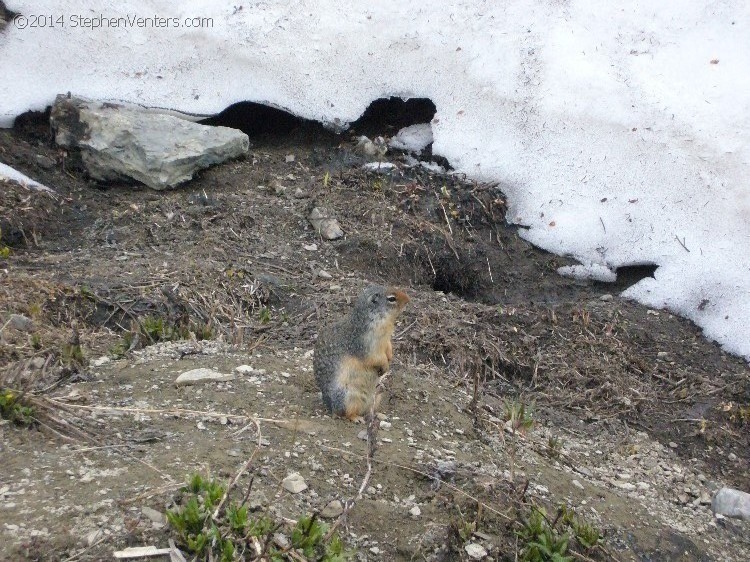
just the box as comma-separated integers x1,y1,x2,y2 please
0,228,11,258
517,508,572,562
62,341,84,367
258,307,271,324
546,436,562,460
30,334,42,349
572,519,602,550
0,389,35,425
167,473,350,561
501,399,535,482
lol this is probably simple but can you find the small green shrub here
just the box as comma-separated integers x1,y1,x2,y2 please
167,473,350,561
0,389,35,425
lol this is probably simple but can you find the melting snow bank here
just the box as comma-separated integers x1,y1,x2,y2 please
0,162,55,193
1,1,748,360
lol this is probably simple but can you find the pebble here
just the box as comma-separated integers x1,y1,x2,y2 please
91,356,110,367
29,357,46,369
303,243,318,251
409,506,421,517
285,154,295,162
174,368,235,386
668,442,678,448
141,506,165,526
235,365,266,375
308,207,344,240
282,473,308,494
379,421,392,430
85,529,102,546
35,154,56,169
318,269,333,279
320,500,344,518
357,430,368,440
612,480,636,491
7,314,33,332
464,543,488,560
572,479,584,490
599,294,613,301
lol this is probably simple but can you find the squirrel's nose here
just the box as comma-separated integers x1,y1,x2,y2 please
391,290,410,306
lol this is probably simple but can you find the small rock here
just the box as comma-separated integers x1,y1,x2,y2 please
657,351,669,358
572,479,584,490
409,506,421,517
599,294,613,302
7,314,33,332
357,430,368,440
379,421,392,430
29,357,46,370
320,500,344,518
35,154,56,170
285,154,296,163
141,506,166,525
712,487,750,521
612,480,636,491
303,243,318,251
436,460,457,477
318,270,333,279
308,207,344,240
293,187,307,198
248,491,268,510
174,368,235,386
273,533,290,549
464,543,488,560
91,356,110,367
85,529,102,546
677,493,690,504
668,441,678,448
369,546,381,555
235,365,265,375
728,452,737,462
228,449,241,457
282,473,308,494
355,135,387,158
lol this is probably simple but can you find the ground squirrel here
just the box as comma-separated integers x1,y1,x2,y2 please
314,285,410,421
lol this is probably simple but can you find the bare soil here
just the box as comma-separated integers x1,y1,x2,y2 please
0,120,749,561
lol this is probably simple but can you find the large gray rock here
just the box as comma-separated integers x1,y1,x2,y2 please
51,95,249,190
712,487,750,521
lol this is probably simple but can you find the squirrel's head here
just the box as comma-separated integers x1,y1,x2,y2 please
354,285,410,324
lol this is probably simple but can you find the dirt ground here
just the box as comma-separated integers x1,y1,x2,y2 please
1,113,749,561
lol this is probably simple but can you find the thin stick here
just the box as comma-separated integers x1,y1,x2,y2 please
323,376,383,542
435,191,453,235
212,416,262,519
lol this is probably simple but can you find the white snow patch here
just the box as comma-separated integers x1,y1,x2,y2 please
362,162,396,172
1,1,748,360
558,263,617,283
420,161,446,174
389,124,433,154
0,163,55,193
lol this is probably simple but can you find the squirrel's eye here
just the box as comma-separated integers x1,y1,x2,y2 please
386,295,397,302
